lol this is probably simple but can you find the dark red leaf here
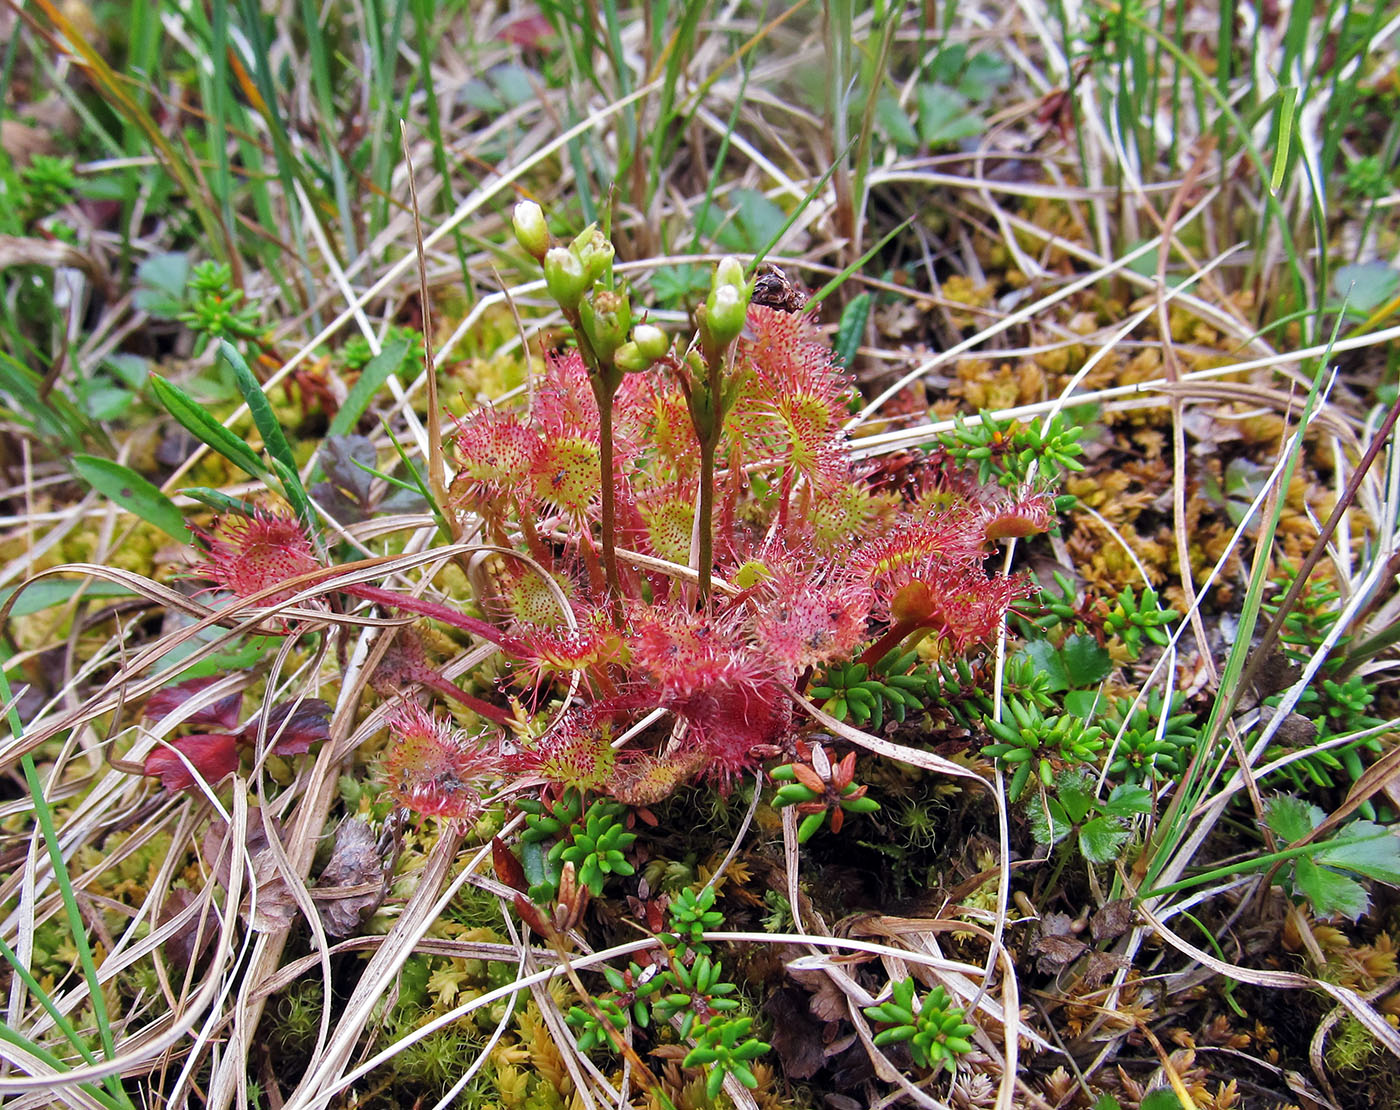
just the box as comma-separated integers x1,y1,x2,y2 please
243,699,331,755
497,13,552,47
492,836,529,894
144,733,240,792
144,677,243,730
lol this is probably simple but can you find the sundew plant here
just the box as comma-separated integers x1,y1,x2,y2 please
6,1,1400,1108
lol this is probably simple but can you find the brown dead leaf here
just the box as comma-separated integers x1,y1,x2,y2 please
1034,912,1088,973
787,963,852,1023
158,887,218,971
315,818,383,936
1091,898,1133,942
203,808,299,933
1082,950,1129,988
761,987,827,1080
0,235,99,277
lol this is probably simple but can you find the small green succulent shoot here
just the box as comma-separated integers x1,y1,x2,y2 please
1103,690,1199,783
982,697,1105,801
566,995,629,1052
552,797,637,896
938,408,1087,488
864,979,975,1073
810,649,933,730
771,744,880,842
664,885,724,954
652,952,742,1039
683,1014,771,1101
1029,769,1152,864
1103,585,1178,660
177,261,263,351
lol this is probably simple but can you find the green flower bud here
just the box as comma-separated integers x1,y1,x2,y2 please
571,225,615,285
579,288,630,362
613,341,650,373
512,200,550,260
714,255,746,291
632,323,668,360
543,247,589,310
703,284,749,349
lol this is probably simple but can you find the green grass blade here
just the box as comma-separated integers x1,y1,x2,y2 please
0,668,135,1110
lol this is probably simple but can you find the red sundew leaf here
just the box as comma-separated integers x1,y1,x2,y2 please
145,733,240,792
200,511,322,607
382,703,498,819
143,676,243,730
244,699,332,755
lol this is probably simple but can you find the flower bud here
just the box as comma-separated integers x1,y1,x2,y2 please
543,247,589,310
631,323,669,360
512,200,550,260
579,288,630,362
703,283,749,349
613,341,651,373
714,255,746,290
571,225,615,285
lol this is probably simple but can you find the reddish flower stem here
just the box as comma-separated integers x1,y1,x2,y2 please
860,618,922,667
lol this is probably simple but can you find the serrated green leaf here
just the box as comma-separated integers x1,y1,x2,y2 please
1316,823,1400,884
150,374,266,478
1029,797,1071,847
1061,633,1113,687
71,456,190,542
1056,775,1096,825
732,188,789,252
1100,783,1153,818
875,90,919,148
1138,1092,1185,1110
1264,794,1322,842
133,251,190,317
1294,856,1370,919
1080,817,1130,864
914,84,983,147
327,334,413,440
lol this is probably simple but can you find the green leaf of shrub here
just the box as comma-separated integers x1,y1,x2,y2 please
149,374,265,478
834,292,871,370
71,456,190,542
220,341,296,476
